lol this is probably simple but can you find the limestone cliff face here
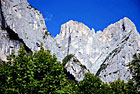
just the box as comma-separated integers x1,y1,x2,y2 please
1,0,48,51
0,0,140,82
0,28,21,62
95,18,140,82
54,18,140,82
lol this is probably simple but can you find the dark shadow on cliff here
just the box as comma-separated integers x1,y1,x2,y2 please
0,1,6,28
63,68,78,84
5,26,32,53
0,1,31,53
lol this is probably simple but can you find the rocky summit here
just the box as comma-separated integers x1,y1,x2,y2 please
0,0,140,82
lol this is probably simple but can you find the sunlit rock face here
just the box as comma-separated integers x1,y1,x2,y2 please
0,0,140,82
94,18,140,82
1,0,48,51
54,17,140,82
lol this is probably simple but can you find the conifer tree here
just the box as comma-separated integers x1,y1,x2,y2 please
128,53,140,89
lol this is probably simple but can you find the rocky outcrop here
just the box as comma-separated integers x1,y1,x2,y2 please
95,18,140,82
0,0,140,82
1,0,49,51
54,18,140,82
62,54,89,81
0,28,21,62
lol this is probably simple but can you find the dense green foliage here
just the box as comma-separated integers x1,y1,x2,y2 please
110,78,138,94
128,53,140,89
78,72,112,94
0,45,68,93
0,45,139,94
77,73,138,94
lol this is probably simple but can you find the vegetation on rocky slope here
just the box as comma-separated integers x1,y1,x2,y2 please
0,45,139,94
128,53,140,90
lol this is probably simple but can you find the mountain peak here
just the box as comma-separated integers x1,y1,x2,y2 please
55,17,140,81
0,0,140,83
58,20,91,39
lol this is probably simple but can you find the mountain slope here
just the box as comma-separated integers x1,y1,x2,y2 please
53,18,140,82
0,0,140,82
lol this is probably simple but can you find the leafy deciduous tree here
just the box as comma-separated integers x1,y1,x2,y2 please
0,45,68,93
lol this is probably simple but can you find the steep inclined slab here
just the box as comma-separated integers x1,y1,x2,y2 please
1,0,48,51
95,18,140,82
0,1,22,62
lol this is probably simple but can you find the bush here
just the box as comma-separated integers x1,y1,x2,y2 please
77,73,138,94
110,78,138,94
0,45,68,93
78,72,112,94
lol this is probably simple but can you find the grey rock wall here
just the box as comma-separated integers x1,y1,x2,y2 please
95,18,140,82
0,28,22,62
1,0,48,51
54,18,140,82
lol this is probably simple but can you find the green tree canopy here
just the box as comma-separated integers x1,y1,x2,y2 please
0,45,68,94
128,53,140,89
110,78,138,94
78,72,112,94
